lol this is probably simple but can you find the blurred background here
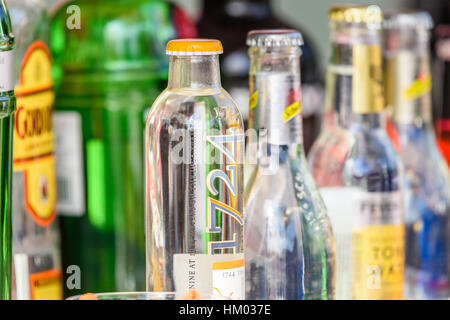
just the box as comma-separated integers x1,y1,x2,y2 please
170,0,440,68
45,0,443,68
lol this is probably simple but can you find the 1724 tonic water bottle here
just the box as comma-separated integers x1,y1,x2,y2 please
145,39,245,299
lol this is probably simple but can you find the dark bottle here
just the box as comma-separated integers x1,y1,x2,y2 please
197,0,324,154
435,24,450,167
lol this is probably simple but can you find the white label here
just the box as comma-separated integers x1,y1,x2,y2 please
53,112,85,216
173,253,245,300
353,191,403,226
0,50,14,92
320,187,356,300
320,187,404,299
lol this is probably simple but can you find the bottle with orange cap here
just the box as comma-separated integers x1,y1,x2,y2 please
145,39,245,299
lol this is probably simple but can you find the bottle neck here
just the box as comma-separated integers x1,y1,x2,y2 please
327,23,385,129
167,55,222,90
248,46,304,148
203,0,272,18
384,29,433,126
0,1,13,51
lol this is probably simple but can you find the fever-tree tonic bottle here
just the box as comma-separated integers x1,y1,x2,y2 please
146,39,245,299
310,5,405,300
9,0,62,300
244,30,335,300
0,0,15,301
383,11,450,300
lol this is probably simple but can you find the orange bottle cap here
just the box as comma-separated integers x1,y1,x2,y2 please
166,39,223,56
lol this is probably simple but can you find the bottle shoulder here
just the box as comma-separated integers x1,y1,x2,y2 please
147,87,243,127
246,149,324,209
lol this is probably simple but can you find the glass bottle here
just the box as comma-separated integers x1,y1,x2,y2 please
383,11,450,300
50,0,195,296
0,0,15,301
9,0,63,300
146,39,245,299
244,30,335,300
435,24,450,168
310,5,405,300
197,0,324,154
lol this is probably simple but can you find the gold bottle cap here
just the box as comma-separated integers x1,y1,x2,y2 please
329,5,383,26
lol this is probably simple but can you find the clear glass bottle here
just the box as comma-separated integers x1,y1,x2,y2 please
383,11,450,300
310,5,405,300
49,0,195,296
244,30,335,300
0,0,15,301
9,0,63,300
145,39,245,299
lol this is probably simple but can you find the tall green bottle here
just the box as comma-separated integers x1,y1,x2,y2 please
0,0,15,301
9,0,63,300
50,0,195,297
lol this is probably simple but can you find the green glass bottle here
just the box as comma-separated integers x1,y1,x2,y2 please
0,0,15,301
9,0,63,300
50,0,190,296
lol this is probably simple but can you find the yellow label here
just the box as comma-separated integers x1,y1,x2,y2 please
404,74,431,101
283,101,302,123
249,91,258,110
352,224,405,300
30,269,63,300
13,41,56,227
352,45,384,114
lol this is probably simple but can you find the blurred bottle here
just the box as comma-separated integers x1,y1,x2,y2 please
0,0,15,301
197,0,324,154
244,30,335,300
9,0,62,300
384,11,450,300
310,6,405,300
146,39,245,299
50,0,196,297
435,24,450,167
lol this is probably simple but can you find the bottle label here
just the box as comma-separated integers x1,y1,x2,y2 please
29,269,63,300
352,191,405,300
249,73,303,145
352,45,384,114
173,253,245,299
13,41,56,227
53,111,85,216
321,188,404,299
385,51,433,123
404,74,432,102
0,49,14,92
283,101,302,123
13,253,62,300
249,90,258,110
